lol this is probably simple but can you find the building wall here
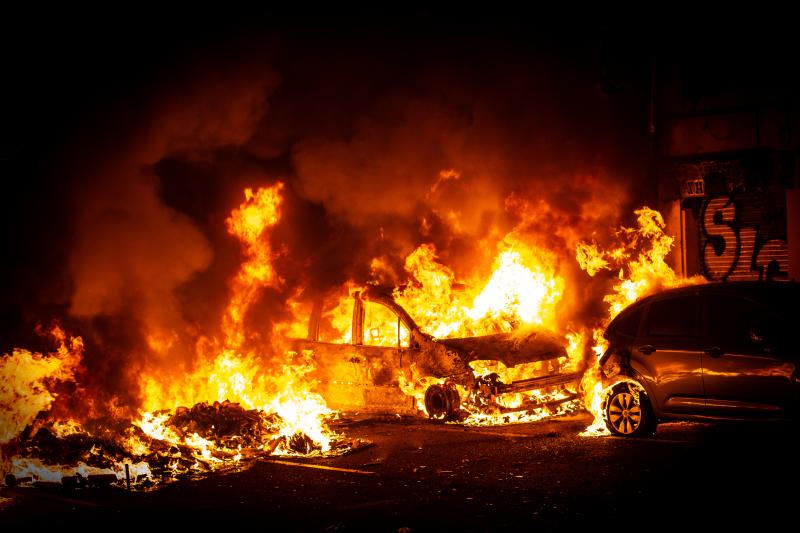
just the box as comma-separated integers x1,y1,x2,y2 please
663,156,794,282
657,70,799,282
689,189,788,281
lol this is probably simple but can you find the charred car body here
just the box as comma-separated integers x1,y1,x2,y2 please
599,281,798,436
290,287,582,419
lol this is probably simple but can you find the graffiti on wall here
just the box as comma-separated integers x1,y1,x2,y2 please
700,192,789,281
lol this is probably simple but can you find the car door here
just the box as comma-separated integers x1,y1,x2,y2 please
634,291,706,414
291,293,417,414
700,292,794,417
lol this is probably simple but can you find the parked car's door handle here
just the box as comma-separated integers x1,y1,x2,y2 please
638,345,656,355
703,347,723,358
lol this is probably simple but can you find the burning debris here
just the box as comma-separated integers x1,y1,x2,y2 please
3,397,364,490
0,323,362,490
168,401,275,445
0,185,365,491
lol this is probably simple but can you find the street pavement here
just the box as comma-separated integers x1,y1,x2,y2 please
2,412,797,531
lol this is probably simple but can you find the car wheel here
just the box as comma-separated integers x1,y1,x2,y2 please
604,382,655,437
424,383,461,419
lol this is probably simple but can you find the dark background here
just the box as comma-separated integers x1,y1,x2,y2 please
2,9,798,349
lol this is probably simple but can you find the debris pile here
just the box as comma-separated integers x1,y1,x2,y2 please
2,400,367,490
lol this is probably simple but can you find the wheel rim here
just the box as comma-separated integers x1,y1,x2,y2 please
608,391,642,434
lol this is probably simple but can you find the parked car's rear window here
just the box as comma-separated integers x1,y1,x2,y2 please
645,295,696,337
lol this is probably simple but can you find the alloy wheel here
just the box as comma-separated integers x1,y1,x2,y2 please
607,391,642,435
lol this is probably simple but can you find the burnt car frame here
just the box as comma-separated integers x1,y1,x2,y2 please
599,281,798,436
290,286,582,419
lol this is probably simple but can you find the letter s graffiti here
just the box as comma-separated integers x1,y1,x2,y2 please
700,194,788,281
701,196,739,280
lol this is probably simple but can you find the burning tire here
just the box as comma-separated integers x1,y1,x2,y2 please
424,383,461,419
604,382,655,437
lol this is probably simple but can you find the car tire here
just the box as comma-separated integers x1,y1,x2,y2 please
424,383,461,419
604,382,656,437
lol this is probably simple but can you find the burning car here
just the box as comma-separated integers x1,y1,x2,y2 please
290,286,583,420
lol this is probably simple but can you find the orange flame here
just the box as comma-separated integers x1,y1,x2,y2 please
223,183,284,349
140,182,338,455
394,237,564,340
389,234,573,426
0,326,83,445
1,182,347,488
576,207,704,436
577,207,681,321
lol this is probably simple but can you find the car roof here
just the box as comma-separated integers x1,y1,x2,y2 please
606,280,798,333
635,280,798,302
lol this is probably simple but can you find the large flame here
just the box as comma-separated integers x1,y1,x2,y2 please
395,236,564,339
0,326,82,445
320,235,565,348
0,183,348,489
577,207,682,322
368,233,574,425
576,207,703,435
223,184,284,348
139,182,338,456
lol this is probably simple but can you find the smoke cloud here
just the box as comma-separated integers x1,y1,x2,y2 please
285,59,641,323
7,22,654,412
62,58,280,409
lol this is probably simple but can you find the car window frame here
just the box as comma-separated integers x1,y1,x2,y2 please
638,290,701,349
360,299,412,349
608,303,646,339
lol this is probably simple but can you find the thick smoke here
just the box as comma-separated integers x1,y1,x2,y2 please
64,60,280,411
9,23,653,413
286,60,642,326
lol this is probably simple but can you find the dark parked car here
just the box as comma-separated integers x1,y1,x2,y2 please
599,281,798,436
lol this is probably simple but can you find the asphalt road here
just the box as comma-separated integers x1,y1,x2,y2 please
2,412,798,531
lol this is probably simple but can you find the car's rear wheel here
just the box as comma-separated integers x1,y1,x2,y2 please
605,382,655,437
